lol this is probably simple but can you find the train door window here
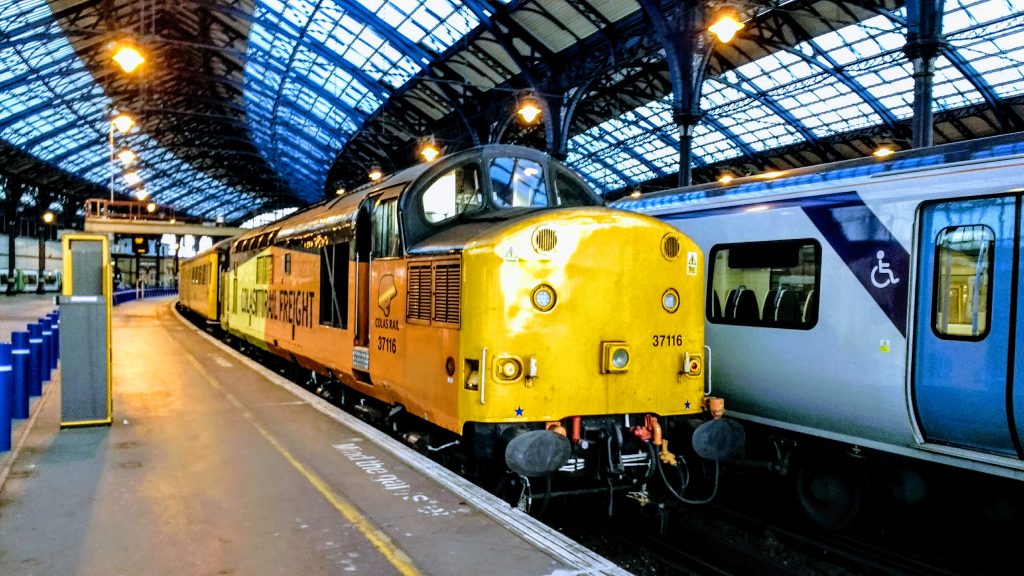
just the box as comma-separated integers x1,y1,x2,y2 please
422,164,482,223
319,242,349,328
490,157,547,208
284,253,291,275
932,225,993,339
707,239,821,329
372,198,401,258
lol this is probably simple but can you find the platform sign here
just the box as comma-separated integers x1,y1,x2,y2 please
59,234,113,428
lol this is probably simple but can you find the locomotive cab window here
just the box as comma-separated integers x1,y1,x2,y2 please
932,225,993,339
490,157,547,208
372,197,401,258
421,163,482,224
554,171,599,207
708,239,821,329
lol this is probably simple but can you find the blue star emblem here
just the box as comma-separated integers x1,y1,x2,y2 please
684,401,691,409
514,406,524,417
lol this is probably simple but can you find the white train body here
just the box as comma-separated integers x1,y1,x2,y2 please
617,134,1024,482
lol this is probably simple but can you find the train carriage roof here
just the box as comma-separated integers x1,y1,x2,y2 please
613,131,1024,216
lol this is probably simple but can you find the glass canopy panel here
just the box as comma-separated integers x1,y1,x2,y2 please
946,1,1024,98
692,122,742,164
356,0,479,55
245,0,484,202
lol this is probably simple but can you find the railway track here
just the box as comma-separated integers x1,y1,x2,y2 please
194,312,1013,576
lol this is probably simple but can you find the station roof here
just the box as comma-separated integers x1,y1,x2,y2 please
1,0,1022,224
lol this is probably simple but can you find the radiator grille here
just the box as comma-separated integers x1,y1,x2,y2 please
432,263,461,325
662,235,681,259
532,227,558,252
407,263,432,321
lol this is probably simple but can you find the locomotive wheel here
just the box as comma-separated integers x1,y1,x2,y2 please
793,456,866,530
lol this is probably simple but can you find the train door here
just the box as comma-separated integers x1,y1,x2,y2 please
353,205,372,381
366,191,405,396
912,195,1022,457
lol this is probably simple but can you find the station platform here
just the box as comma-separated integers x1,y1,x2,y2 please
0,298,626,575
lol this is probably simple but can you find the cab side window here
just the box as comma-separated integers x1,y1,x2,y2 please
708,239,820,329
490,157,547,208
372,197,401,258
421,164,482,223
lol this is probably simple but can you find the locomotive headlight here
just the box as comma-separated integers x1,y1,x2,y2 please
612,348,630,369
494,356,524,381
531,284,556,312
662,288,679,313
601,341,630,374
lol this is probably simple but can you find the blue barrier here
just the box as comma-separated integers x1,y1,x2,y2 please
48,312,59,370
0,343,10,452
27,323,42,396
40,318,52,382
11,332,29,419
112,287,178,306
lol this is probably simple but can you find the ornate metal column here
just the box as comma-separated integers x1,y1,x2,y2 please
638,0,713,187
904,0,945,148
5,178,25,295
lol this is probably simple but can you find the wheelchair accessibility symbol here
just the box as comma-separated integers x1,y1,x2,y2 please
871,250,900,288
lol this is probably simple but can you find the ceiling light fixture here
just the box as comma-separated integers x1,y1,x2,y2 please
112,113,135,134
117,148,136,165
709,9,745,43
418,137,441,162
113,44,145,73
517,94,542,125
368,166,383,181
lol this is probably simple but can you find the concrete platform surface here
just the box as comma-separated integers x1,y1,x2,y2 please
0,298,626,576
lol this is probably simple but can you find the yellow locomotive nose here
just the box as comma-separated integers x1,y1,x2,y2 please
458,208,706,426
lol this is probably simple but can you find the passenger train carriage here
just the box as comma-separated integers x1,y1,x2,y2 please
616,132,1024,527
179,145,738,507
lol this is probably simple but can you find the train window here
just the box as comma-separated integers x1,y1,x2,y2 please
284,253,291,275
490,157,547,208
319,242,349,328
707,239,821,329
372,198,401,258
421,164,482,223
256,255,273,284
932,225,993,339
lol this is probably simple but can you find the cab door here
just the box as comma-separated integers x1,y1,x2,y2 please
913,196,1021,457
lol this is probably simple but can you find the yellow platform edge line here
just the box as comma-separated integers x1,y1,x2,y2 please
177,342,421,576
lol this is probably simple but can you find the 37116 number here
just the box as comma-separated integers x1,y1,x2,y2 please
652,334,684,347
377,336,397,354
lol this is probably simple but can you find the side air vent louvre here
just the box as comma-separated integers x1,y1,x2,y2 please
407,264,432,321
432,263,461,325
406,260,461,326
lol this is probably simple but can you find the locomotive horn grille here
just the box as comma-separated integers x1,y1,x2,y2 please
532,227,558,252
662,235,681,259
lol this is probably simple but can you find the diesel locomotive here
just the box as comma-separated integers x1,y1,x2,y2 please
179,145,741,509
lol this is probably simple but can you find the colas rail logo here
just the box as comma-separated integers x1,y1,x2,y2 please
377,274,397,317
